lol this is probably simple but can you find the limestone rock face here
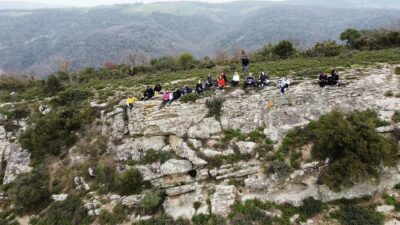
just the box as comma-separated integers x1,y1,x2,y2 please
2,143,32,184
236,141,257,155
160,159,193,176
211,185,236,216
111,136,165,161
169,136,207,167
188,117,222,139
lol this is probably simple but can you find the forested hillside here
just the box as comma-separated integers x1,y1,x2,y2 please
0,1,399,76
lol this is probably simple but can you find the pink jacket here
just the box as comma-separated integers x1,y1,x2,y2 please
163,92,170,101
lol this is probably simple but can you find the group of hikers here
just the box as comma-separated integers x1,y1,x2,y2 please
125,52,341,110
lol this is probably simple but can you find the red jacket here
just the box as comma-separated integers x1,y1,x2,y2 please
218,78,225,87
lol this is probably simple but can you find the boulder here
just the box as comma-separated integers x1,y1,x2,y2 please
74,177,90,191
166,184,197,196
3,144,32,184
112,136,165,161
121,195,142,207
376,205,395,213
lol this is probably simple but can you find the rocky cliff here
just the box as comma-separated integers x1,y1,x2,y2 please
1,64,400,224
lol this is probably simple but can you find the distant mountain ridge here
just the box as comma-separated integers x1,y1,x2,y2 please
0,1,399,76
0,1,65,10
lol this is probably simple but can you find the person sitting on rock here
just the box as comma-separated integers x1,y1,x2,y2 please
258,72,270,87
169,88,182,104
141,86,155,101
161,91,171,108
244,73,256,89
196,80,204,94
182,84,193,95
328,69,340,86
231,71,240,87
206,74,214,88
319,72,328,87
280,77,290,95
154,84,162,94
220,72,227,83
126,95,137,110
217,76,225,89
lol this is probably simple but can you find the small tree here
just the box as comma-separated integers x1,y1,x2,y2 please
178,52,196,70
340,28,361,47
273,40,296,59
115,168,143,195
45,75,63,95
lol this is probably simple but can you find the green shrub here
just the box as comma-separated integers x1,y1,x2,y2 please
139,149,161,164
94,158,117,194
9,108,30,120
19,107,96,161
395,67,400,75
44,75,63,95
222,129,246,143
178,52,197,70
382,193,400,211
228,179,244,188
140,188,164,214
192,213,226,225
312,110,398,191
273,40,296,59
115,168,143,195
229,200,271,225
31,195,93,225
0,209,19,225
50,89,91,106
300,197,324,219
180,93,200,103
280,110,399,191
267,160,293,180
132,214,190,225
98,204,127,225
385,90,394,97
205,98,224,119
6,169,50,214
392,110,400,123
332,205,384,225
306,40,343,57
248,128,266,143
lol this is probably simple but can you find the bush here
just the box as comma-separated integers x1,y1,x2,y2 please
382,193,400,211
395,67,400,75
132,214,190,225
9,108,30,120
50,89,91,106
206,98,224,119
115,168,143,195
98,204,127,225
0,209,19,225
267,160,293,180
139,149,160,164
6,169,50,214
273,40,296,59
312,110,399,190
45,75,63,95
178,52,197,70
332,205,384,225
30,195,93,225
340,29,361,47
94,157,117,194
392,110,400,123
19,107,96,160
222,129,246,143
385,90,394,97
180,93,200,103
300,197,324,219
306,40,343,57
229,200,271,225
192,213,226,225
280,110,399,191
139,188,163,213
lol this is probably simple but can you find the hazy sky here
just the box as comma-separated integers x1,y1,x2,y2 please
0,0,248,7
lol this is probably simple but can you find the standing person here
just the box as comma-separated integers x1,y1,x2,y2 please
232,71,240,87
126,95,137,110
280,77,290,95
196,80,204,94
241,52,250,78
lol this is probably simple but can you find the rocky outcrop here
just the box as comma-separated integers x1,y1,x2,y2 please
211,185,236,216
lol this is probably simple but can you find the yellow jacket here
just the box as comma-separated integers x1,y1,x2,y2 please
127,97,137,104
